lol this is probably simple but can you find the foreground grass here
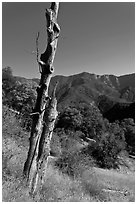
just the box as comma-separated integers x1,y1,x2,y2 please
3,134,135,202
91,167,135,202
2,106,135,202
2,135,107,202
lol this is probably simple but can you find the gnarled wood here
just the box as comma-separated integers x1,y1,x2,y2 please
23,2,60,195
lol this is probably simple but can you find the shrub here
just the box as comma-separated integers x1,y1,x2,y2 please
91,122,126,169
121,118,135,155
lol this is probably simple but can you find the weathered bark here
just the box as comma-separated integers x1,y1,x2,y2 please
23,2,60,195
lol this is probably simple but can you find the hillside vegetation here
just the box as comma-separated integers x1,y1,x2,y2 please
2,106,135,201
2,67,135,201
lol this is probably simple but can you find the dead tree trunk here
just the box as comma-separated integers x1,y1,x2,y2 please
23,2,60,195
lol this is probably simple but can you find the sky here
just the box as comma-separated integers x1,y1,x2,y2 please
2,2,135,79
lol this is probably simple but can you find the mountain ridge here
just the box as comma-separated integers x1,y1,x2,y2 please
3,70,135,122
32,72,135,121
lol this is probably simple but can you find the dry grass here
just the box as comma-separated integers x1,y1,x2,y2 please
2,106,135,202
2,135,135,202
93,167,135,202
2,134,108,202
38,164,93,202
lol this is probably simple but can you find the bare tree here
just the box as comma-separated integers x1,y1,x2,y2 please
23,2,60,195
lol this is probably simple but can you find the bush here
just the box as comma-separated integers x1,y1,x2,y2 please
2,67,37,131
56,103,127,169
121,118,135,155
91,122,126,169
56,107,83,130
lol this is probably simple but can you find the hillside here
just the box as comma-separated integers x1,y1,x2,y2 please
2,106,135,201
3,69,135,122
40,72,135,121
3,68,135,155
104,102,135,122
2,68,135,201
14,72,135,108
